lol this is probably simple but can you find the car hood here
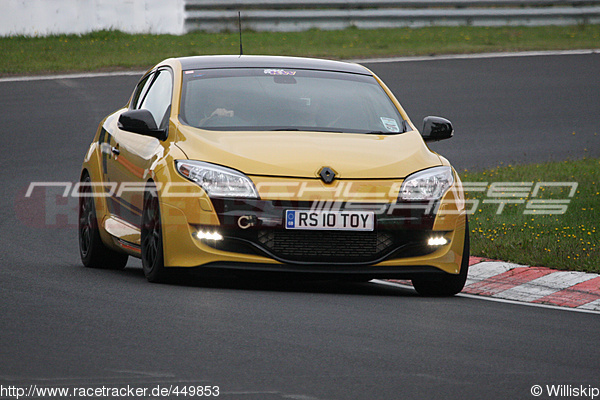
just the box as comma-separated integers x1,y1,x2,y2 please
175,126,442,179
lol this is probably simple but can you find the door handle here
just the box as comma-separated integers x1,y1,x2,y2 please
111,146,120,156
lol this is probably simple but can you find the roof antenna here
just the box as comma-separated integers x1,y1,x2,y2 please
238,11,243,57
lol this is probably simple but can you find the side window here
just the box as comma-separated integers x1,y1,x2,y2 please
131,74,153,110
139,69,173,130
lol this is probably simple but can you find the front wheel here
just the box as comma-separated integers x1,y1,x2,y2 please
412,219,470,297
78,173,128,270
141,183,169,283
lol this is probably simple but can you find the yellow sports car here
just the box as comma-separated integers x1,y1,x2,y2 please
79,55,468,296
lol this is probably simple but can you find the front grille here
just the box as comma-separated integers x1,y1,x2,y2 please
256,230,394,263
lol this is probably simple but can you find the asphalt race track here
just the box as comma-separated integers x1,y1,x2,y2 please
365,53,600,171
0,53,599,400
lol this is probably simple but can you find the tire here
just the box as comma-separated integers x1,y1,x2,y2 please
78,173,128,270
412,218,470,297
141,183,169,283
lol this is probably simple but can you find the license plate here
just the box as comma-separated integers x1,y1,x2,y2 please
285,210,375,231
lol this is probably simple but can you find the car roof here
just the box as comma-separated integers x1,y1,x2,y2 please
176,55,370,75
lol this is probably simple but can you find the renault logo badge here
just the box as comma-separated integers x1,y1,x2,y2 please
318,167,336,184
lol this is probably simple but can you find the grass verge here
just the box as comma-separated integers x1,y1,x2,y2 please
462,158,599,273
1,24,599,75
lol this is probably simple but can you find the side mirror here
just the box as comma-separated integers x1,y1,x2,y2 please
118,109,167,141
421,116,453,142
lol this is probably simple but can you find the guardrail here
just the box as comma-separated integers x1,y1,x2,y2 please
184,0,600,32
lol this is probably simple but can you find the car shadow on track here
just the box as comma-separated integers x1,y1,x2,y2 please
112,264,421,298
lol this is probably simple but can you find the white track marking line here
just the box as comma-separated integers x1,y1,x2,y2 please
459,291,600,315
0,70,145,83
350,49,600,64
373,279,600,315
2,49,599,83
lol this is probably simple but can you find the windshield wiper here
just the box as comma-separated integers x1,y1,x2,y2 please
311,128,343,133
270,128,343,133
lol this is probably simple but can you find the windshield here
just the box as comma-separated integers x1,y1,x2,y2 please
180,68,406,134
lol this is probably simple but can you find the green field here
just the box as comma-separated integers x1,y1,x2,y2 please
1,24,599,75
463,158,599,273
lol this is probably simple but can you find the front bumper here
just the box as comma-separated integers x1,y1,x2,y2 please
202,198,443,265
158,183,467,276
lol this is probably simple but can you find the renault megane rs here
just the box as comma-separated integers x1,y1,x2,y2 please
78,55,469,296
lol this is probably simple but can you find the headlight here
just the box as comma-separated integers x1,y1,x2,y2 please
176,160,259,198
399,166,454,201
